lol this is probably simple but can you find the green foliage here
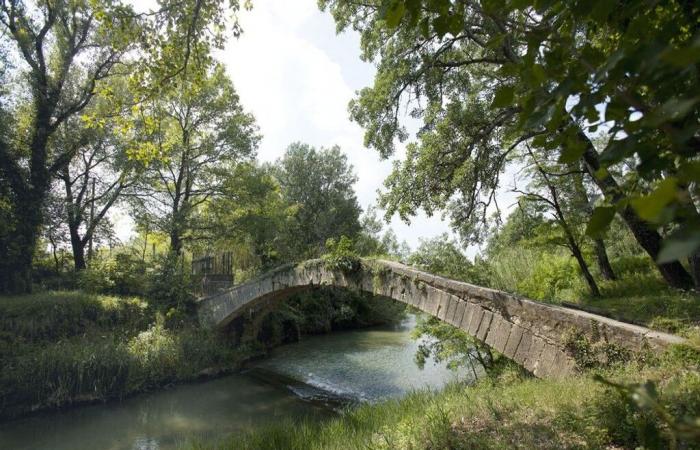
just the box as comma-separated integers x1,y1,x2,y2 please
77,253,149,296
412,315,484,373
593,375,700,449
322,236,361,273
133,64,259,255
205,162,296,271
0,292,147,354
146,254,196,315
408,234,489,286
515,253,580,301
354,206,410,259
184,352,700,450
320,0,700,288
273,143,363,259
0,291,245,420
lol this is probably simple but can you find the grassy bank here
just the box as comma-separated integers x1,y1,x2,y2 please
0,291,250,420
185,349,700,450
0,288,405,421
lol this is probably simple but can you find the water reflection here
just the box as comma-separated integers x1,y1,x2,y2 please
0,314,468,450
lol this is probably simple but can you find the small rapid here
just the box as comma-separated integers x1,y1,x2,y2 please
0,314,473,450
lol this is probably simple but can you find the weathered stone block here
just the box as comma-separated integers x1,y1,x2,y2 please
437,291,450,320
492,318,513,354
452,300,466,328
459,302,477,331
532,343,559,378
503,324,524,359
513,332,532,365
467,307,485,336
524,336,547,373
444,295,457,324
476,310,493,341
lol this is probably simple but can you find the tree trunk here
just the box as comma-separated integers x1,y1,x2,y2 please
170,230,183,256
3,188,46,293
578,134,694,290
69,225,87,271
594,238,617,281
570,238,602,297
570,163,617,281
689,252,700,289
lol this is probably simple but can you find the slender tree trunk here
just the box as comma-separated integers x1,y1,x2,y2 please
530,148,601,297
577,134,694,290
170,229,183,256
569,236,601,297
593,238,617,281
570,163,617,280
689,252,700,289
68,224,87,271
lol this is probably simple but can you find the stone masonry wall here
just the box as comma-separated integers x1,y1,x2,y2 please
197,259,685,379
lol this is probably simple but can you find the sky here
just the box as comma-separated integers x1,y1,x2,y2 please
114,0,488,252
214,0,457,250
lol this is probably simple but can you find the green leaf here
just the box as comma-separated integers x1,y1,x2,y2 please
384,1,406,29
647,97,700,126
630,178,678,222
678,161,700,183
432,16,451,37
558,139,586,164
658,231,700,264
586,206,616,238
491,85,514,108
531,64,546,84
661,41,700,67
486,34,506,50
590,0,616,23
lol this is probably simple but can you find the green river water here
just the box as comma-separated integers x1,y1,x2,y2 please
0,315,472,450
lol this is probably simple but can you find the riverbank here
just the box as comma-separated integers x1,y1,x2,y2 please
0,288,405,421
185,346,700,450
0,291,250,420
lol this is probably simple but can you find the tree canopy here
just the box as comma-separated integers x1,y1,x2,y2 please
320,0,700,290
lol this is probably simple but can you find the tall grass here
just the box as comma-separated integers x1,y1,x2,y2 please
0,291,148,347
0,292,247,420
184,352,700,450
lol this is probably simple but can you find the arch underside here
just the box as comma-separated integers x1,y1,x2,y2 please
198,259,683,379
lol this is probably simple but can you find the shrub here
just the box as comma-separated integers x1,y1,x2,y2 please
322,236,361,273
516,254,581,301
0,291,147,349
146,253,196,314
75,253,149,296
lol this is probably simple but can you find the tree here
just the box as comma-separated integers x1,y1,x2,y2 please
355,206,410,259
319,0,698,290
0,0,250,292
513,148,600,296
135,65,258,255
0,0,137,291
204,162,296,271
51,87,141,270
273,143,363,259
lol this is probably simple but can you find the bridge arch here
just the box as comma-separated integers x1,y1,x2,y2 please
198,259,683,379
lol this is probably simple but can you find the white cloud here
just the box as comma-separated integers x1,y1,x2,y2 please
220,0,455,251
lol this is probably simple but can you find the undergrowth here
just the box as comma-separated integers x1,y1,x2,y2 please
184,349,700,450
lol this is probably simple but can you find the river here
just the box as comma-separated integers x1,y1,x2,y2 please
0,314,472,450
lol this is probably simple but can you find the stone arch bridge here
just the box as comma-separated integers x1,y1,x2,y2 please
198,259,683,379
